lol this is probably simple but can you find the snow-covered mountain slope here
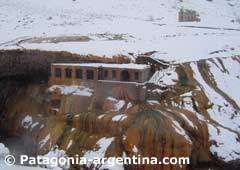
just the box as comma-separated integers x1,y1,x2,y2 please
1,0,240,62
189,57,240,162
148,56,240,163
0,55,239,170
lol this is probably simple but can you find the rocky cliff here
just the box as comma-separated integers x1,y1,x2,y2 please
0,49,130,78
0,53,239,170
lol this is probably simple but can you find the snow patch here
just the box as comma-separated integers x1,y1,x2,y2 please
114,101,125,111
149,67,178,86
39,133,51,149
191,62,240,131
180,113,197,129
31,122,39,131
172,120,192,144
147,100,160,105
70,128,76,132
38,146,69,170
49,85,93,96
0,143,10,164
21,115,33,129
112,114,128,122
98,114,106,119
84,137,114,168
208,58,240,106
67,140,73,150
107,97,118,102
53,63,150,70
126,102,133,109
208,124,240,162
0,165,48,170
132,145,138,153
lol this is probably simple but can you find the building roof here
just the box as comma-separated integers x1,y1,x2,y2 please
52,63,150,70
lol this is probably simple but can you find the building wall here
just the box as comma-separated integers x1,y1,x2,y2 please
141,68,151,82
49,65,151,85
94,80,146,102
49,64,149,102
178,9,200,22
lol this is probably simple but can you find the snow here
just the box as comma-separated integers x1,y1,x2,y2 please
99,163,124,170
180,91,192,97
0,143,48,170
176,91,206,123
53,63,150,70
132,145,138,153
0,143,10,164
1,0,240,62
40,124,45,129
208,124,240,162
0,165,48,170
97,114,106,119
126,102,132,109
172,120,192,144
21,115,33,129
190,62,240,161
31,122,39,131
83,137,125,170
38,146,70,170
181,95,195,112
113,101,125,112
149,67,178,86
66,140,73,150
107,97,118,102
190,62,240,131
51,108,59,113
70,128,76,132
147,100,160,105
49,85,93,97
122,135,127,141
112,114,127,122
152,88,163,94
180,113,197,130
39,133,51,149
107,97,125,111
160,109,192,144
84,137,114,159
207,58,240,106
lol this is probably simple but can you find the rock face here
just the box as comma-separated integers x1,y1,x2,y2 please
0,55,240,170
0,49,130,78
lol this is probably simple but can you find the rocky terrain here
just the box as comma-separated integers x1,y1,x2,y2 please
0,49,239,170
0,0,240,170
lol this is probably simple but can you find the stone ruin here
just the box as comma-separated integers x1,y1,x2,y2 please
178,9,200,22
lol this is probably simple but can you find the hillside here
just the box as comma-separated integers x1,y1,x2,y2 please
0,55,239,170
0,0,240,170
0,0,240,62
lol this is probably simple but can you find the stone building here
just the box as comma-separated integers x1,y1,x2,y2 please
178,9,200,22
49,63,151,85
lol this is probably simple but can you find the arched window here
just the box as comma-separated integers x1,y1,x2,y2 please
104,70,108,78
112,70,116,78
121,70,130,81
134,72,139,80
65,68,72,78
87,70,94,80
55,68,61,78
75,69,83,79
